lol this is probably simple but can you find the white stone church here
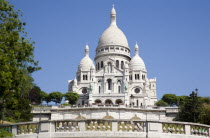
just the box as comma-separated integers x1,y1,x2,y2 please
68,6,157,106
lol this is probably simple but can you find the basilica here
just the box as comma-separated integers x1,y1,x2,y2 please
68,6,157,106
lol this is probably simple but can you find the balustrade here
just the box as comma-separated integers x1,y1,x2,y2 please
0,120,209,137
56,121,79,132
118,121,144,132
162,123,185,134
17,123,38,135
191,125,209,137
86,120,112,131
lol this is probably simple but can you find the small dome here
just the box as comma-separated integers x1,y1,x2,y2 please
130,43,146,71
98,25,129,48
130,56,146,70
79,56,95,70
78,44,95,70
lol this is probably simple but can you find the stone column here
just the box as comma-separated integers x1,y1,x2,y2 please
12,125,17,135
78,121,86,131
185,125,191,135
112,121,118,132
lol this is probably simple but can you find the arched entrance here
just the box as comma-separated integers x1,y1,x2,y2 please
115,99,123,105
105,99,113,105
95,99,102,105
82,88,88,94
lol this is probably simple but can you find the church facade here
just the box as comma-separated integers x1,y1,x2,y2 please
68,6,157,106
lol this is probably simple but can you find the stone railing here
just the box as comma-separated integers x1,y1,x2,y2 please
56,121,79,132
86,120,112,131
118,121,144,132
17,123,38,134
0,120,209,138
191,124,209,137
162,122,185,134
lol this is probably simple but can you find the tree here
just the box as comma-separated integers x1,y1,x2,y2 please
64,92,79,105
176,96,188,106
28,86,42,105
199,97,210,104
155,100,168,107
200,104,210,125
162,94,177,106
177,90,203,123
0,128,13,137
49,92,63,105
40,91,51,105
0,0,40,122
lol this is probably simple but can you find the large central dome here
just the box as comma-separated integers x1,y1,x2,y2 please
97,6,129,48
98,25,129,48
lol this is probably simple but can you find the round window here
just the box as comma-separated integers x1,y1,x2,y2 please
135,88,140,93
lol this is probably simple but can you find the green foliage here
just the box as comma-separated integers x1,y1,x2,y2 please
64,92,79,105
162,94,177,106
155,100,168,107
176,96,188,106
199,97,210,104
0,128,13,137
176,90,203,123
0,0,40,122
40,91,51,105
28,86,42,105
61,103,70,106
49,92,63,105
199,104,210,125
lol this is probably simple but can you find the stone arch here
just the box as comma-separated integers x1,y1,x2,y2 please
82,87,88,94
95,99,102,104
115,99,123,105
105,99,113,105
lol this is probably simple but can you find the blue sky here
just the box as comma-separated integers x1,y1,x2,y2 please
10,0,210,99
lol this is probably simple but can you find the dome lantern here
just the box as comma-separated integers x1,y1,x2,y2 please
110,4,116,26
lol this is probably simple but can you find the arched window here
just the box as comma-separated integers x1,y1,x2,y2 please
108,62,112,73
101,61,103,68
116,60,119,68
118,86,121,93
107,79,112,90
134,88,140,93
99,86,101,93
121,61,124,69
98,62,100,70
117,80,121,93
